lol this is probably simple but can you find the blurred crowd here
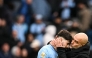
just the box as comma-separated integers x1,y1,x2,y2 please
0,0,92,58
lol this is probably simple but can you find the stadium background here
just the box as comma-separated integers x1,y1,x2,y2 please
0,0,92,58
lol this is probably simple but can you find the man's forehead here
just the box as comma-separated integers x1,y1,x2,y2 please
58,37,66,40
58,37,64,39
74,35,82,43
58,37,69,42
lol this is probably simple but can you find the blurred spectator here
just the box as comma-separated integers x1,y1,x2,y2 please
86,29,92,49
88,0,92,13
30,14,46,45
68,19,81,37
0,43,13,58
12,14,28,43
61,8,71,20
46,0,61,18
11,46,21,58
12,30,24,47
73,0,89,17
61,0,75,8
23,33,34,57
53,17,67,34
24,33,34,48
30,39,41,58
21,48,29,58
31,39,41,50
46,0,61,13
0,18,12,47
78,2,91,32
18,0,33,24
43,25,56,45
0,0,13,27
64,20,73,29
60,0,75,20
11,0,21,15
11,30,20,46
26,33,34,42
32,0,51,20
51,12,60,21
0,0,3,6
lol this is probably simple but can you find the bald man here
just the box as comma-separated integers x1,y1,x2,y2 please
71,33,88,49
57,33,90,58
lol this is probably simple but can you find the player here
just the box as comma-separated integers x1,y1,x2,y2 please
37,30,73,58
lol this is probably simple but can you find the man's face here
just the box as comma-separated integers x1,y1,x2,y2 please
0,0,3,6
15,47,21,57
55,18,62,24
2,43,10,53
22,49,28,57
70,35,82,49
56,37,70,48
18,15,25,23
78,3,85,9
36,20,42,24
26,0,32,4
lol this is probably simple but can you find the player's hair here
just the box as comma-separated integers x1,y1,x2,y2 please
56,29,73,44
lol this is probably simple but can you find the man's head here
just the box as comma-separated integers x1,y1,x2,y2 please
78,2,87,9
16,14,25,24
0,0,3,6
2,43,10,53
12,30,17,39
26,0,32,4
12,46,21,57
0,18,7,27
71,33,88,49
54,17,62,24
21,48,28,58
35,14,43,24
52,30,73,48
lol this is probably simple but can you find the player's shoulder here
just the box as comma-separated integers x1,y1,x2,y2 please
37,45,51,58
41,45,50,49
39,45,51,51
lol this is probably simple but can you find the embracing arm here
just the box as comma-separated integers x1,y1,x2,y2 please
74,54,90,58
57,47,67,58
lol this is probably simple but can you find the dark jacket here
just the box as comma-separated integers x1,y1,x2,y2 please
0,26,15,48
0,51,13,58
57,42,90,58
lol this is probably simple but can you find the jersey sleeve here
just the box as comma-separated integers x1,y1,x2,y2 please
37,47,48,58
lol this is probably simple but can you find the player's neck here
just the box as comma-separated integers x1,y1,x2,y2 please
50,41,57,50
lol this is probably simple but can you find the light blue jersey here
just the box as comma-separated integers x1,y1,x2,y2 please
37,44,58,58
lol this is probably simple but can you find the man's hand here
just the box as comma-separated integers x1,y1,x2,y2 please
50,37,70,49
55,38,69,48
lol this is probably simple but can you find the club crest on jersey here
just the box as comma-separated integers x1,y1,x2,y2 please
41,52,45,58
